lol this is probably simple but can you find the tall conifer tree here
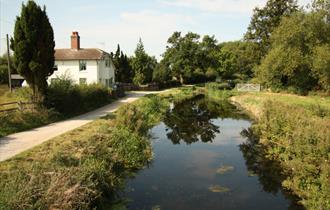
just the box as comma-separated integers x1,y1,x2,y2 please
11,0,55,100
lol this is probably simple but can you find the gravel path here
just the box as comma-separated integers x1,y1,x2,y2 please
0,91,163,161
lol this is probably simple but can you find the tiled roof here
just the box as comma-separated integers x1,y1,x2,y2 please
55,48,110,60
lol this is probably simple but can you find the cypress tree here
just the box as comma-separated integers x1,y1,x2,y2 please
11,0,55,101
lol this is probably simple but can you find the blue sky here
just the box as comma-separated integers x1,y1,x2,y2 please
0,0,311,59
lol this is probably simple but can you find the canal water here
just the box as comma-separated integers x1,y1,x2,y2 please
124,95,301,210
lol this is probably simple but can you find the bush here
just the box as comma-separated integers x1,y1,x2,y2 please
45,78,113,116
254,101,330,209
115,95,169,136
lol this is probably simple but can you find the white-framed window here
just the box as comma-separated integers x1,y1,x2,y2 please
79,78,87,85
79,60,87,71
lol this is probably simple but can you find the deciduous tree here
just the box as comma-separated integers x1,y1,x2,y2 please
245,0,298,56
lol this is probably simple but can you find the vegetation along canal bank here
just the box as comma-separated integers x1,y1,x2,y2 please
228,90,330,209
0,86,329,210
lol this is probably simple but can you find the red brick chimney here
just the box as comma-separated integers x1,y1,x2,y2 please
71,32,80,50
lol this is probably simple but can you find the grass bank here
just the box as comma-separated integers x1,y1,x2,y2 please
231,91,330,210
0,81,121,138
0,86,59,137
0,87,198,209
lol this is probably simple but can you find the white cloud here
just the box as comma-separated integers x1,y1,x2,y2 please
162,0,313,14
162,0,266,14
54,10,194,60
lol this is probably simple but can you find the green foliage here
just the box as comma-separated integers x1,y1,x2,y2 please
205,82,236,101
131,39,157,85
11,0,55,99
256,11,330,93
161,32,219,84
217,41,260,81
0,108,59,138
115,95,169,136
253,101,330,209
0,54,17,84
312,44,330,91
0,88,201,209
111,44,134,83
152,61,171,83
45,76,112,116
245,0,298,55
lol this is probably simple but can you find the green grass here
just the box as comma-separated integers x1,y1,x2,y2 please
0,83,119,138
0,85,32,104
231,92,330,119
232,91,330,210
0,87,199,209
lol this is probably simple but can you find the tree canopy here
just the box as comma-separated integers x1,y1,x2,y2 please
255,11,330,92
131,39,157,85
245,0,298,55
11,0,55,99
111,44,133,83
161,32,218,84
0,54,16,84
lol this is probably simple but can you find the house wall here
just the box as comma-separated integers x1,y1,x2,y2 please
48,59,115,87
97,55,116,87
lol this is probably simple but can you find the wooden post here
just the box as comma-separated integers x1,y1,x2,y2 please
18,101,23,111
6,34,12,92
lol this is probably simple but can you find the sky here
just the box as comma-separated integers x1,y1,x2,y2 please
0,0,311,60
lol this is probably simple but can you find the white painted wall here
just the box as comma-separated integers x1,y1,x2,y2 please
48,58,115,87
97,55,116,87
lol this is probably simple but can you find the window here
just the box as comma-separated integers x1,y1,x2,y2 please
79,78,87,85
104,78,113,87
105,59,111,67
79,60,87,71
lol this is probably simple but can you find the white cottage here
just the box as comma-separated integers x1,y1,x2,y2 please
49,32,115,87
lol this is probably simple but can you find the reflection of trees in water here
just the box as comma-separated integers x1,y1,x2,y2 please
240,128,305,210
163,95,247,145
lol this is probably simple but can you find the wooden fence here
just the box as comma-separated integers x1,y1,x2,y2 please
0,101,36,113
236,84,261,92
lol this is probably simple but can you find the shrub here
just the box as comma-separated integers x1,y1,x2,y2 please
254,101,330,209
115,95,169,136
45,77,112,116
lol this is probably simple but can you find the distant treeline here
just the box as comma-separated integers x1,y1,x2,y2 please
113,0,329,94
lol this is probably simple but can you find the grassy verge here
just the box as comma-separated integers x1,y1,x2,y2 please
0,87,198,209
0,82,121,138
231,92,330,119
0,86,59,137
232,91,330,210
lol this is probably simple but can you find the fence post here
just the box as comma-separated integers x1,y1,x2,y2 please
18,101,23,111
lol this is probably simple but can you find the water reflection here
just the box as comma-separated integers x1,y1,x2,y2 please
163,95,247,144
119,96,302,210
240,128,305,210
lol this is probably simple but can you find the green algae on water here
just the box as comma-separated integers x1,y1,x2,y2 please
208,185,230,193
216,165,234,174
